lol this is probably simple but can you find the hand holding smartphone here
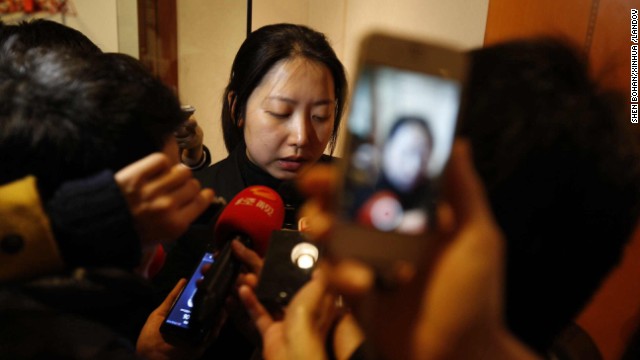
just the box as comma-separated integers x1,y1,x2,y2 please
160,251,215,344
330,33,466,278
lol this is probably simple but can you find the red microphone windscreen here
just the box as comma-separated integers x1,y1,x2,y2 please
214,186,285,256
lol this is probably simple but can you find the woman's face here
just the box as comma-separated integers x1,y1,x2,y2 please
242,57,336,180
382,122,431,193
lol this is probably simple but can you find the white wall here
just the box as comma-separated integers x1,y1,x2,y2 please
253,0,347,60
253,0,488,71
116,0,139,58
64,0,120,52
177,0,248,163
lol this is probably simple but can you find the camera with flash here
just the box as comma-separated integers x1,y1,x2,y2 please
255,229,320,315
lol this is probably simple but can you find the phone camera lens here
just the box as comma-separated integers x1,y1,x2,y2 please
290,242,319,269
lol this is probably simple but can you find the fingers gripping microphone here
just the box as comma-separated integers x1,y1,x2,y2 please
191,185,284,336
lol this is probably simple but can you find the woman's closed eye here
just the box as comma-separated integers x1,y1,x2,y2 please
310,103,334,122
266,111,292,119
311,113,331,122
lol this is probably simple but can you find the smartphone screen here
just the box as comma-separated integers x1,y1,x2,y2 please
331,33,465,269
161,252,214,340
343,65,461,234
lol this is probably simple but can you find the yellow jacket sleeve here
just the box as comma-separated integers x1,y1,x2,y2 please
0,176,64,282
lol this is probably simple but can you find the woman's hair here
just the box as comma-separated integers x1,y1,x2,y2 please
386,115,433,151
221,23,347,154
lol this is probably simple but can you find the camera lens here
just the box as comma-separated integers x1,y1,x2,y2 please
290,242,319,269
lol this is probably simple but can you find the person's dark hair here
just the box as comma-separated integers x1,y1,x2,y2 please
0,42,183,198
458,37,640,353
0,19,102,55
221,23,347,155
387,115,433,151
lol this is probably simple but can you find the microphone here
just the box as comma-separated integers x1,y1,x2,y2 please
213,186,284,256
190,185,285,336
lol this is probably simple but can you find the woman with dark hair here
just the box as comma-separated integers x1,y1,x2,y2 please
160,21,347,273
155,23,348,359
381,116,433,197
350,115,435,234
175,23,347,218
198,23,347,203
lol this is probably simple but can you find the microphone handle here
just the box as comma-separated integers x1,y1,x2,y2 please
191,234,250,330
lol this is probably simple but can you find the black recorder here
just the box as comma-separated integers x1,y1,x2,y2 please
255,229,320,316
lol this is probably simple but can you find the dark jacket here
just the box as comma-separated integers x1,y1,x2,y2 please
0,268,154,359
0,173,150,359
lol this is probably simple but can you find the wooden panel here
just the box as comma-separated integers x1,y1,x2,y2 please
575,2,640,359
137,0,178,93
576,224,640,360
588,0,640,98
484,0,592,46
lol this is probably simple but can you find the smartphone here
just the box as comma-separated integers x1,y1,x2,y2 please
160,251,214,343
330,32,466,272
255,230,320,316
